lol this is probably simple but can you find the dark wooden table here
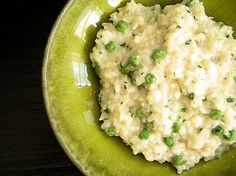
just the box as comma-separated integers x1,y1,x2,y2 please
1,0,83,175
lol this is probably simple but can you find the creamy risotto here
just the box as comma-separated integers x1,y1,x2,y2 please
90,0,236,173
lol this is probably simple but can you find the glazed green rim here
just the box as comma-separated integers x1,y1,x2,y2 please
42,0,90,175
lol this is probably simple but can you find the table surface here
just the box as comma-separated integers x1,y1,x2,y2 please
1,0,83,175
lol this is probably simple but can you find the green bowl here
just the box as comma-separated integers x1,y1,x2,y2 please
43,0,236,175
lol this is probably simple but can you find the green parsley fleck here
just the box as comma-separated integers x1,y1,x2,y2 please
187,93,195,100
185,39,192,45
181,107,187,112
217,22,224,29
202,97,207,102
234,76,236,84
197,128,203,133
177,25,182,29
226,97,234,103
120,42,126,47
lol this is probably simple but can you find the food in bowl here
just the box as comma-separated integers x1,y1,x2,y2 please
90,0,236,173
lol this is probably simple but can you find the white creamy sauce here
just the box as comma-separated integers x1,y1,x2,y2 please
90,0,236,173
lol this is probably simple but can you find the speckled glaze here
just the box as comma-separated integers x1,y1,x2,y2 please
43,0,236,175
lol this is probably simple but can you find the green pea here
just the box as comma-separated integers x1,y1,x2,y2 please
172,122,181,133
120,64,136,74
115,20,129,32
106,127,116,136
144,121,154,131
129,55,140,67
211,109,223,120
172,155,186,165
94,64,101,76
224,130,236,141
187,93,195,100
145,73,156,84
135,107,149,119
105,41,116,52
151,49,166,61
139,129,149,140
163,136,174,147
211,125,223,136
217,22,224,29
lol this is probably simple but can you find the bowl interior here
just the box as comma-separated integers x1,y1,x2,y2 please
43,0,236,175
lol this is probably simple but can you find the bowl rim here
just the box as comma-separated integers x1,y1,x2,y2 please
42,0,90,175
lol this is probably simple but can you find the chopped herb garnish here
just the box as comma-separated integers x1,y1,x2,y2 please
105,41,116,52
234,76,236,84
151,49,167,61
177,25,182,29
120,42,126,47
226,97,234,103
139,129,149,140
104,108,111,114
217,22,224,29
211,125,223,136
106,127,116,136
197,128,203,133
115,20,128,32
226,34,230,38
202,97,207,102
185,39,192,45
145,73,156,85
124,84,127,89
231,53,235,60
211,109,223,120
172,155,186,165
163,136,174,147
181,107,187,112
187,93,195,100
224,130,236,141
197,65,202,68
